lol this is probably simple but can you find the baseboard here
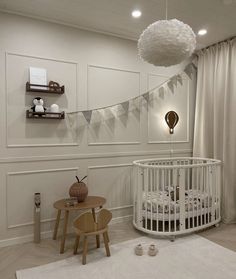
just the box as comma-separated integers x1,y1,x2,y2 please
110,215,133,225
0,230,53,248
0,215,133,248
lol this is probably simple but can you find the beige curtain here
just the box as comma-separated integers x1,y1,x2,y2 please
193,38,236,223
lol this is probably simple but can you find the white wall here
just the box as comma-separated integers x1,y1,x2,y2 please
0,12,196,246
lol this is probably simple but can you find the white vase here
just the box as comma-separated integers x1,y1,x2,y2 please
50,104,59,113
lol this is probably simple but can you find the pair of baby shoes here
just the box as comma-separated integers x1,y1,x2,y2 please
134,244,158,256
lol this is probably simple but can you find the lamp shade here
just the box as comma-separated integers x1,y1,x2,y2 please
138,19,196,67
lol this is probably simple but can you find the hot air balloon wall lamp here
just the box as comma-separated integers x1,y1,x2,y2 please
165,111,179,134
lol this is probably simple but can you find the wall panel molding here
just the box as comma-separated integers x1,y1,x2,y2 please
6,51,79,65
88,163,132,170
6,167,79,229
5,51,79,147
0,149,192,164
87,64,141,145
88,141,140,146
87,163,133,215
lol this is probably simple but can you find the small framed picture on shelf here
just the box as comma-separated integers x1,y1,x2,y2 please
29,67,47,89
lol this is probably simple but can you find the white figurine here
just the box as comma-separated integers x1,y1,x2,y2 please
50,104,59,113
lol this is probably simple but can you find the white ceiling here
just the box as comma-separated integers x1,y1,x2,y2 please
0,0,235,48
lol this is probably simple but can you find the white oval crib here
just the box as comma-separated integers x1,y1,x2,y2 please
133,157,221,238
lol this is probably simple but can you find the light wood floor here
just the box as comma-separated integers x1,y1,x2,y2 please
0,221,235,279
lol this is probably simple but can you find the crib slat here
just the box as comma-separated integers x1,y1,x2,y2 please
137,167,143,229
179,168,185,231
133,166,137,225
218,165,221,220
168,169,171,232
204,166,207,225
199,167,203,226
211,165,216,222
162,169,165,232
144,168,148,230
150,168,153,232
173,168,177,232
207,166,211,224
156,169,159,232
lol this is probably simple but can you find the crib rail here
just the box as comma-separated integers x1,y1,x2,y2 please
133,157,221,237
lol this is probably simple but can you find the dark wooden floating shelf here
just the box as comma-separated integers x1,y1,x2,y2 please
26,82,65,94
26,110,65,119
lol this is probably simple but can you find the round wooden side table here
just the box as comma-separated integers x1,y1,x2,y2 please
53,196,106,253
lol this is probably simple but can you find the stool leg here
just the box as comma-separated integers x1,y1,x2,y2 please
60,210,69,254
92,208,100,248
82,236,88,265
53,210,61,240
103,232,110,257
96,235,100,248
106,231,110,243
74,235,80,254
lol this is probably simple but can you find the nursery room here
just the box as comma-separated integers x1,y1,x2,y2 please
0,0,236,278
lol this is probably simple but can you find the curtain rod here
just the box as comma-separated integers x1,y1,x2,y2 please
201,35,236,51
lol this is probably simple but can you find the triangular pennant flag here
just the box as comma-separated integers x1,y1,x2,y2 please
191,62,197,71
66,113,76,127
82,110,92,123
148,90,155,98
158,86,165,99
170,76,178,87
142,92,150,102
176,74,183,85
77,112,88,128
129,96,140,113
121,101,129,112
133,96,141,108
167,80,174,93
110,105,118,115
184,63,194,78
104,108,115,120
91,109,102,124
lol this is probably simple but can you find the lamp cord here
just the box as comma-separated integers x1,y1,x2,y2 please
170,133,173,158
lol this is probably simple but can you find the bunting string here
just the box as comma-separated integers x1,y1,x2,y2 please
67,62,196,123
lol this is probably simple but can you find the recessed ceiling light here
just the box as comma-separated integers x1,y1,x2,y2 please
132,10,142,18
198,29,207,36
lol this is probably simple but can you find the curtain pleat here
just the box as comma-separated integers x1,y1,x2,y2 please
193,38,236,223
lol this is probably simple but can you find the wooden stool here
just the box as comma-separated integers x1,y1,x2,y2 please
53,196,106,253
73,209,112,265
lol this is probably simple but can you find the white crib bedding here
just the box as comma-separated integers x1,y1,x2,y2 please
142,189,212,214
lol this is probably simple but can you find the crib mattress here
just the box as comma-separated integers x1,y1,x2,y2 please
142,189,213,216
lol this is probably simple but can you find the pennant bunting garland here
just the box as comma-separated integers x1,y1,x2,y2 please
66,62,196,125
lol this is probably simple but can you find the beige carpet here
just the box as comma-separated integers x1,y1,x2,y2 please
16,235,236,279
